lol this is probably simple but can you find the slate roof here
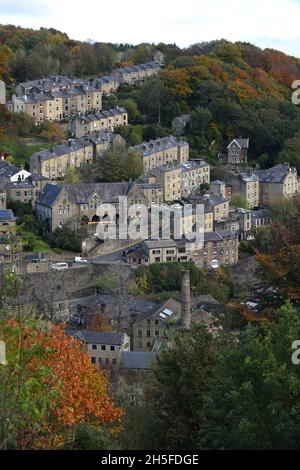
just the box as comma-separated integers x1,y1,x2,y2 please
79,107,127,124
204,230,238,242
0,209,16,222
113,62,159,76
240,173,259,183
121,351,157,370
66,330,126,346
188,193,228,210
133,136,188,157
0,160,25,178
133,298,181,324
144,239,177,249
251,209,270,220
37,184,61,207
31,138,93,162
210,180,225,185
37,181,135,207
228,138,249,149
87,131,120,145
256,164,296,183
94,76,120,85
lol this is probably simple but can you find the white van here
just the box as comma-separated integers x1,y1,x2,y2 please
51,262,69,271
74,256,88,264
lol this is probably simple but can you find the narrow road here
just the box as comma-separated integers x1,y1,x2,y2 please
91,242,141,264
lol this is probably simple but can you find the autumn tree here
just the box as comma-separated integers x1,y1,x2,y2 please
38,122,66,144
0,270,123,449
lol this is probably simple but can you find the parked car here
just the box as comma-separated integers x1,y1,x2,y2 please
51,262,69,271
74,256,88,264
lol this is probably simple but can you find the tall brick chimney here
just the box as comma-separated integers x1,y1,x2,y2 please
181,270,191,329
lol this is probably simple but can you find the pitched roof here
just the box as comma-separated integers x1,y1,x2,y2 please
37,183,62,207
256,164,296,183
37,181,135,207
78,107,127,124
251,209,270,219
121,351,157,370
227,138,249,149
31,138,93,162
132,136,188,157
144,239,177,249
66,330,126,346
0,160,26,178
0,209,16,222
204,230,238,242
134,298,181,324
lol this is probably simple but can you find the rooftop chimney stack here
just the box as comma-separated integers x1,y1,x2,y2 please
181,270,191,329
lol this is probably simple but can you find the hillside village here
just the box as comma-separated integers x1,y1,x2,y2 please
1,24,300,452
0,59,299,360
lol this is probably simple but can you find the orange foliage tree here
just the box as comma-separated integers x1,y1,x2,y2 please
164,66,192,99
5,322,123,449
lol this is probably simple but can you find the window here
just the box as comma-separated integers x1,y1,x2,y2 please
91,357,96,364
146,330,151,337
110,346,115,351
112,358,117,365
92,345,97,350
101,345,106,351
147,319,151,325
155,331,159,337
155,320,159,325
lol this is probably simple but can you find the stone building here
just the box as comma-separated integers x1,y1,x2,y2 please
71,107,128,138
132,298,182,351
66,330,130,368
210,180,226,198
188,193,230,225
134,177,164,205
202,230,239,267
251,209,271,229
0,209,23,266
111,62,160,85
9,76,102,123
30,138,93,179
0,160,31,183
132,136,189,172
230,172,260,208
227,138,249,164
92,76,120,95
256,163,299,206
215,208,252,241
30,132,125,180
35,181,148,231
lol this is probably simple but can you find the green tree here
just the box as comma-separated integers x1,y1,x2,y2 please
63,166,79,184
145,325,216,449
119,99,140,122
278,130,300,172
230,192,250,209
48,216,87,252
202,302,300,449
